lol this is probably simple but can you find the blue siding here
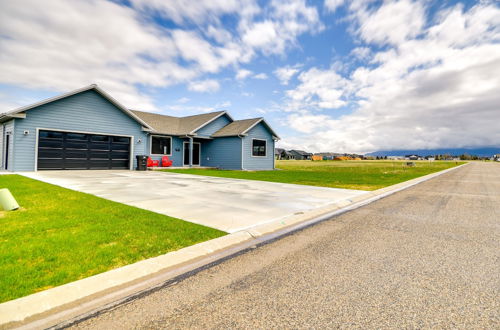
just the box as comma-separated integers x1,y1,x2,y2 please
147,136,184,167
201,137,242,170
195,114,231,137
242,122,275,170
12,90,148,171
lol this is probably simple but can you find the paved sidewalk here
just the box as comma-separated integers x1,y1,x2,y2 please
72,162,500,329
21,170,367,232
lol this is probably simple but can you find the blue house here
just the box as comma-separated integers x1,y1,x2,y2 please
0,85,279,171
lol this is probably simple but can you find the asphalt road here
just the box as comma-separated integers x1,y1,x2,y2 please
71,162,499,329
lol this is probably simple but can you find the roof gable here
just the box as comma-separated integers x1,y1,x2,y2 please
131,110,230,136
212,118,280,139
0,84,153,129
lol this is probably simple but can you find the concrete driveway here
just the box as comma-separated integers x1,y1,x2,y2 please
21,170,367,233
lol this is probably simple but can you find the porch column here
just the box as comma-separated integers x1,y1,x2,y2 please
189,137,193,167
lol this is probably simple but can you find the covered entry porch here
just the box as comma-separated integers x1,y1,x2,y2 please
182,136,210,167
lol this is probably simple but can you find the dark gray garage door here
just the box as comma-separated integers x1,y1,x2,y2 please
37,130,130,170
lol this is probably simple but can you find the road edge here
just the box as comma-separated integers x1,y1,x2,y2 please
1,163,468,329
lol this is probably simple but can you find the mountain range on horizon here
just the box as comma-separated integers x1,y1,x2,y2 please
367,147,500,157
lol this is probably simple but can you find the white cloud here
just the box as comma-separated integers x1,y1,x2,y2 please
324,0,345,13
281,2,500,153
165,100,232,115
236,69,253,80
0,0,176,110
0,0,322,111
253,73,268,80
188,79,220,93
239,0,323,55
176,97,190,103
274,66,299,85
286,67,348,110
236,70,268,80
129,0,259,25
356,0,426,46
350,47,371,60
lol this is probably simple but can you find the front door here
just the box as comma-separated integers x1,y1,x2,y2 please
183,142,200,166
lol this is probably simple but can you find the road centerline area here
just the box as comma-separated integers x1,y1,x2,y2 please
71,162,499,329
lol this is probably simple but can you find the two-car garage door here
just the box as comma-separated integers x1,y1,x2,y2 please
37,130,131,170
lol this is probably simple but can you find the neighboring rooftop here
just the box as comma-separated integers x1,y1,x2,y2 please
291,150,313,156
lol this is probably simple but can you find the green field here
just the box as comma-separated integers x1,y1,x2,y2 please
165,160,464,190
0,175,225,303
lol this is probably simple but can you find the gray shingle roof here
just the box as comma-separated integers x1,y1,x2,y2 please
131,110,226,135
291,150,313,156
211,118,262,137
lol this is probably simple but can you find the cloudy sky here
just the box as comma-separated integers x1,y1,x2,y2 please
0,0,499,153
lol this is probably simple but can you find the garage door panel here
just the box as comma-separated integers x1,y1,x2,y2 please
111,160,129,168
37,130,130,170
65,141,88,150
89,142,110,151
110,143,129,151
110,150,129,159
39,139,64,148
90,150,110,159
38,148,64,159
89,160,111,169
63,159,90,169
37,159,64,170
65,150,88,159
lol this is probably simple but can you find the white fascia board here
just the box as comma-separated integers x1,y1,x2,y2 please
189,111,231,135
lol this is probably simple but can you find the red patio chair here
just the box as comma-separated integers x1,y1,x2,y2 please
161,156,173,167
147,157,159,167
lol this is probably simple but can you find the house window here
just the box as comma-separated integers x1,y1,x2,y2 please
151,136,172,155
252,139,266,157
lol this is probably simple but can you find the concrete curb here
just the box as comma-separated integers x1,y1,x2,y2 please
0,163,468,329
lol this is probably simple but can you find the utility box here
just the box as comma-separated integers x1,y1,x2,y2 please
136,155,148,171
0,188,19,211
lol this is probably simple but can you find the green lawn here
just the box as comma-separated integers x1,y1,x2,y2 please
165,160,464,191
0,175,225,303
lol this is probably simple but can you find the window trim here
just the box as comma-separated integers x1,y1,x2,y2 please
251,138,267,157
150,134,173,156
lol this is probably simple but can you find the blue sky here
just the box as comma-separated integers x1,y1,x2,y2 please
0,0,499,153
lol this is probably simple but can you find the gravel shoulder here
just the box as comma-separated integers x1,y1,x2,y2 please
72,162,500,329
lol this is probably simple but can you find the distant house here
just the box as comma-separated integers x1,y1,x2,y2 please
315,152,342,160
405,154,422,160
275,148,295,160
282,150,295,160
289,150,313,160
275,148,285,160
387,156,404,160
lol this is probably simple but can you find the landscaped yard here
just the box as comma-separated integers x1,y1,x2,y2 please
0,175,225,303
165,160,464,190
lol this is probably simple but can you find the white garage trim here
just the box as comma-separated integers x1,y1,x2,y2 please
34,127,134,171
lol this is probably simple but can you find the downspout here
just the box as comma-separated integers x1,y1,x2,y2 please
238,134,244,170
189,136,193,168
272,139,276,170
